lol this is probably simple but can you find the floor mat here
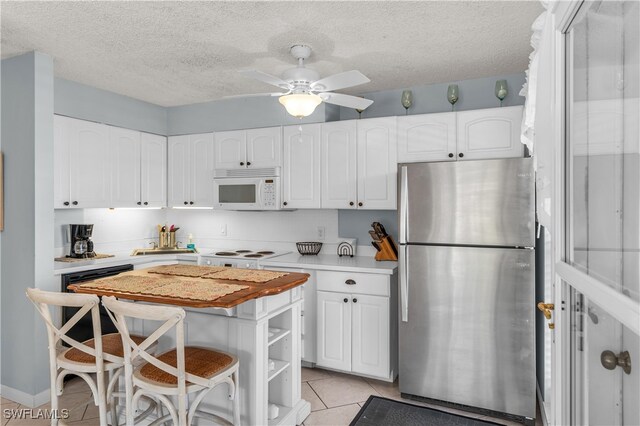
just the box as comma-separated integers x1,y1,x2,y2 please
350,396,504,426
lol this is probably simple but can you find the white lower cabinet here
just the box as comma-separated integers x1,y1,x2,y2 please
315,270,396,381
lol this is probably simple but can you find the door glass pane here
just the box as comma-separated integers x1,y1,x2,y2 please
570,286,640,425
568,1,640,302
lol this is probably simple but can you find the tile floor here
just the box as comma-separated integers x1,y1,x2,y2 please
1,369,543,425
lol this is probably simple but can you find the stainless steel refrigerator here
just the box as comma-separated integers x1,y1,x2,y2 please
398,158,536,421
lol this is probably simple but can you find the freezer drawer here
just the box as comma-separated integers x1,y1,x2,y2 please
399,158,534,247
399,244,535,418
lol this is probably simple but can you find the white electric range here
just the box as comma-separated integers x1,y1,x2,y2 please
198,249,289,269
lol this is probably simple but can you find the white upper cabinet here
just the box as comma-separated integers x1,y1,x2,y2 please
214,127,282,170
190,133,215,207
246,127,282,168
168,133,214,208
321,121,358,209
167,135,190,207
456,105,524,160
109,126,141,208
283,124,321,209
214,130,246,169
54,115,71,209
67,117,111,208
397,112,457,162
141,133,167,207
357,117,397,210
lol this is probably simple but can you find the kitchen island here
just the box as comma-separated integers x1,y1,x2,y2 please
69,265,311,426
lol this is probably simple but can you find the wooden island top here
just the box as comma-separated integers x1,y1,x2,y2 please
68,265,310,308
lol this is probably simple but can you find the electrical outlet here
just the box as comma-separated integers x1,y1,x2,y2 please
317,226,325,240
220,224,227,236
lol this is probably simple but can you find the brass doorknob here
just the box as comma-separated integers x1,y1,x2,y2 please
537,302,555,329
601,350,632,375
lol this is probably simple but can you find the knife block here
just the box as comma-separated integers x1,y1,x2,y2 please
375,236,398,261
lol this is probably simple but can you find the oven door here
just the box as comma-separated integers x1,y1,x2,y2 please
213,177,280,210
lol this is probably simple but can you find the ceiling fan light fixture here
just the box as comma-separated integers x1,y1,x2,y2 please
279,93,322,118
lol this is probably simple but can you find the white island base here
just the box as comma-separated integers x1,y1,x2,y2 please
128,286,310,425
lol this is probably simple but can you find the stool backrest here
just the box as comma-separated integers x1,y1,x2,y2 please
101,296,210,389
26,288,115,368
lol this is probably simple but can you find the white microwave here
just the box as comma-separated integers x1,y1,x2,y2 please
213,167,282,210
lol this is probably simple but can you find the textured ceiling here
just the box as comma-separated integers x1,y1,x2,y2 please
1,1,542,107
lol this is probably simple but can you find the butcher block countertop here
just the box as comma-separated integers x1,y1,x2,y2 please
68,266,309,308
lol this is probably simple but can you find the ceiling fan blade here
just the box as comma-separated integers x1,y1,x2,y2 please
223,92,286,99
319,93,374,110
311,70,370,92
239,70,292,89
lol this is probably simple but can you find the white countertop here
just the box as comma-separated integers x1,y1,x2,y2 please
260,253,397,275
54,252,199,275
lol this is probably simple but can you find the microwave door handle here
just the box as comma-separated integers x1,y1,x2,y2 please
257,180,264,208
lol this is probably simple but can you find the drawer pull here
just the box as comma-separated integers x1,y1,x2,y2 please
343,298,349,303
345,279,356,285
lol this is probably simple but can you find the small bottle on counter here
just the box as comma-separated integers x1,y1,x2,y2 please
187,233,195,250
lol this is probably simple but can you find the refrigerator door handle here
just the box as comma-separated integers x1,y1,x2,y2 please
399,165,408,244
399,244,408,322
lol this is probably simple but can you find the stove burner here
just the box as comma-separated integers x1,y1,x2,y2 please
257,251,275,255
244,254,264,258
215,252,238,256
235,250,252,253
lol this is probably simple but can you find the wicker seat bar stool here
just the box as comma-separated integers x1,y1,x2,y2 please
102,296,240,426
26,288,156,426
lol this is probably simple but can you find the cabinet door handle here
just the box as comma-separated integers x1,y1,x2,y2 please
358,202,363,207
144,202,148,206
349,201,354,206
247,161,251,166
353,298,358,303
63,202,70,206
240,161,245,166
184,201,188,205
137,201,142,205
345,279,356,285
283,201,288,206
459,153,464,158
72,201,78,206
190,201,194,205
343,298,349,303
448,153,454,158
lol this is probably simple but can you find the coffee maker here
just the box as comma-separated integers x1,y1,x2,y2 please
69,224,96,258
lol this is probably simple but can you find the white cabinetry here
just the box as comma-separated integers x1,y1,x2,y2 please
315,270,397,381
397,112,457,162
214,127,282,170
456,105,524,160
140,133,167,207
55,115,110,208
109,127,141,207
168,133,214,207
283,124,321,209
321,120,357,209
357,117,397,209
397,106,524,163
54,115,167,209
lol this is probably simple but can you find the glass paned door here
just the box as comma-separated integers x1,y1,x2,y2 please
569,287,639,425
563,1,640,424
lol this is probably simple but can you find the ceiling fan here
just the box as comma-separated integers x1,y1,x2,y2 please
233,45,374,118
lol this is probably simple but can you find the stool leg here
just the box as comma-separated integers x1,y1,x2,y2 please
232,370,240,426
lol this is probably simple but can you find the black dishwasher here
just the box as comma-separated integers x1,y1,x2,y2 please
61,264,134,344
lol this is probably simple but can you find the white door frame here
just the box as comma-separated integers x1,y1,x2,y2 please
552,1,640,425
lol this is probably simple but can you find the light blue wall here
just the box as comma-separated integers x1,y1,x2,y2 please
339,72,525,120
1,52,55,399
55,78,167,135
167,96,330,136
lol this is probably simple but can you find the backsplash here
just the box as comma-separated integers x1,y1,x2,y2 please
53,208,375,256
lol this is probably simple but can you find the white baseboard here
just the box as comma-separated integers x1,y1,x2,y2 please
0,385,50,408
